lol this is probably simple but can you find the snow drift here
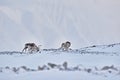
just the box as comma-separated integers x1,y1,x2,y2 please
0,0,120,51
0,43,120,80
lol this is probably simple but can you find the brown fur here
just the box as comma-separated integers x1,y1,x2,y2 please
60,41,71,51
22,43,39,53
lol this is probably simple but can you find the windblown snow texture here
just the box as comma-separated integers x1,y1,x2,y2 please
0,43,120,80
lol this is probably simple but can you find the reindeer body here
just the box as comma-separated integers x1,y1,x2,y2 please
60,41,71,51
22,43,40,53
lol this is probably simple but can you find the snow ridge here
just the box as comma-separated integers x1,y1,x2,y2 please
0,62,120,77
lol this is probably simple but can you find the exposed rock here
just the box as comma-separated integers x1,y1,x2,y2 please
21,66,30,71
38,66,44,71
12,67,19,73
5,66,10,69
63,62,68,70
48,63,57,68
84,68,92,73
101,65,118,71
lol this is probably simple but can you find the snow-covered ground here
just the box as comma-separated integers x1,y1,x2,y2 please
0,0,120,80
0,43,120,80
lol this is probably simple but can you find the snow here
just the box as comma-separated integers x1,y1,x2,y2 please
0,51,119,67
0,71,120,80
0,43,120,80
0,0,120,50
0,0,120,80
81,43,120,53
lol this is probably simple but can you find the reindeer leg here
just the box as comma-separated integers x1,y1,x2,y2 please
22,48,25,53
22,47,27,53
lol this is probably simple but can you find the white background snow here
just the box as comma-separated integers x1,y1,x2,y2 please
0,0,120,80
0,0,120,51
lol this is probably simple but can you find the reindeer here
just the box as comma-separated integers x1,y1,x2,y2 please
59,41,71,51
22,43,41,53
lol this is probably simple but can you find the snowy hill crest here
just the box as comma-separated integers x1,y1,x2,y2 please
0,43,120,80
